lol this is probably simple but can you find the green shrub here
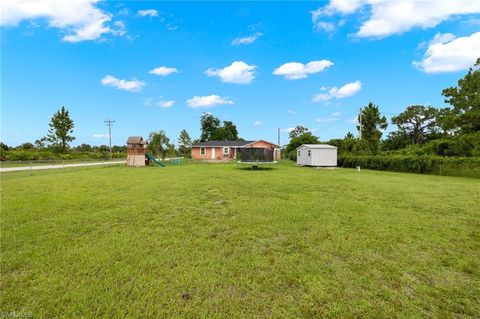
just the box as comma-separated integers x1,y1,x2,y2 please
419,132,480,157
426,139,473,157
288,150,297,161
338,155,480,178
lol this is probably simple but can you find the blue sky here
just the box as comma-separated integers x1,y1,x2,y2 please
1,1,479,147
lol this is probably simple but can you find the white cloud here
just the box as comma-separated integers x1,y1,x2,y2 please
280,127,295,133
0,0,120,42
311,0,363,33
413,32,480,73
312,0,480,38
149,66,179,76
205,61,256,84
287,110,297,114
101,75,145,92
231,32,263,45
273,60,333,80
314,0,364,17
186,95,234,108
253,121,263,126
346,117,358,124
111,21,126,37
92,133,108,138
331,111,341,116
166,23,178,31
312,80,362,102
144,97,174,107
314,22,336,33
316,117,337,123
358,1,480,38
158,100,174,108
138,9,158,17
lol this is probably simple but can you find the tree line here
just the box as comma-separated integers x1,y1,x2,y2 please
285,58,480,159
1,108,241,161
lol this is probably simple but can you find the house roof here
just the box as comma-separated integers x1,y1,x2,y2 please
126,136,146,144
296,144,337,150
191,140,254,147
242,139,279,148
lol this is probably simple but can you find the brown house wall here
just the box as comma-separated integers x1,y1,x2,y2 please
191,141,278,161
192,146,235,160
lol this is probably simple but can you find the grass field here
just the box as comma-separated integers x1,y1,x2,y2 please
1,162,479,318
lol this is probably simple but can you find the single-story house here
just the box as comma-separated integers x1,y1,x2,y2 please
191,140,279,161
296,144,337,167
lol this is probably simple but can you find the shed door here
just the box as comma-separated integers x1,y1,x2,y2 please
298,149,307,165
211,147,215,159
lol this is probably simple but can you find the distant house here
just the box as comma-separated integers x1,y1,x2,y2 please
191,140,279,161
296,144,337,167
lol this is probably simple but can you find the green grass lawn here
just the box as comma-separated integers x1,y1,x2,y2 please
1,162,479,318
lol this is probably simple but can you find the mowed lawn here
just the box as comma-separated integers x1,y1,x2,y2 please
1,162,479,318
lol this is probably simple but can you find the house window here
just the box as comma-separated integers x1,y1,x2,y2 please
298,150,301,156
200,147,206,155
223,147,229,155
308,150,311,156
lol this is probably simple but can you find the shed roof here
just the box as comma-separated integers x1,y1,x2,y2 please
296,144,337,150
127,136,146,144
191,140,254,147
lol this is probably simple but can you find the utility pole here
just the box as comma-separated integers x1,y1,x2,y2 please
359,109,362,140
277,128,280,147
104,119,115,158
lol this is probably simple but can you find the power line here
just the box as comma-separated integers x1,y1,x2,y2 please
314,110,359,134
279,108,397,139
104,119,115,158
284,109,395,140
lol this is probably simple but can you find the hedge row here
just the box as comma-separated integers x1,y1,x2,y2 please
0,150,126,161
338,155,480,178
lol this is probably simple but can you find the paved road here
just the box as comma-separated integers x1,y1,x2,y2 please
0,161,126,173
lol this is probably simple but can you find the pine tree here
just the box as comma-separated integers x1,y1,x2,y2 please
44,106,75,152
391,105,439,144
442,57,480,133
357,102,387,154
178,129,192,157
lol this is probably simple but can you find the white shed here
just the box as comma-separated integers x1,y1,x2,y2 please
296,144,337,167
